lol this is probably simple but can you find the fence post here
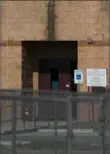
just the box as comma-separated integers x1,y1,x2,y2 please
67,96,73,154
12,100,17,154
0,101,1,149
99,96,106,154
54,101,58,154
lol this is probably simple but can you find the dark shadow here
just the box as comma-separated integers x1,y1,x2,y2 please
21,41,78,121
88,87,107,93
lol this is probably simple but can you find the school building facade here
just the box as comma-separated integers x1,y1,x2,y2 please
0,1,109,121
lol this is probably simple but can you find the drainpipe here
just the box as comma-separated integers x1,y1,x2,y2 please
47,0,56,40
47,1,57,152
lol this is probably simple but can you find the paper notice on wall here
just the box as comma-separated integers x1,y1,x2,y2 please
86,69,107,87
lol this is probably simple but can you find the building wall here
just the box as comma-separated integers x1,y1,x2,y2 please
1,1,47,40
56,1,109,90
1,1,47,90
56,1,109,40
0,46,21,88
0,1,109,89
0,1,109,121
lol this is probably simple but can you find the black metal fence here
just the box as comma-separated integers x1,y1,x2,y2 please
0,89,109,154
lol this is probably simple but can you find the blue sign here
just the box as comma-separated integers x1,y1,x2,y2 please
76,74,81,80
74,70,83,84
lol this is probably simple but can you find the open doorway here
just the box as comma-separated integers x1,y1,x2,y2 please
21,41,78,121
70,61,77,120
70,61,77,92
51,68,59,89
22,41,78,91
38,59,78,92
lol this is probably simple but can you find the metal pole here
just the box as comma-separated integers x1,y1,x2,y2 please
0,1,2,148
77,84,80,129
99,97,105,154
108,1,110,153
33,102,37,129
12,100,16,154
0,0,2,89
0,101,1,150
67,97,73,154
54,101,57,154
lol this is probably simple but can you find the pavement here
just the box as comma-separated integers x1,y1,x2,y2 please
1,120,70,134
0,120,109,154
0,127,109,146
0,150,105,154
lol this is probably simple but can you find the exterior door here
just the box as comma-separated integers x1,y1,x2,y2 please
38,73,51,90
38,59,72,121
38,60,51,120
59,73,71,91
58,72,71,120
58,60,71,91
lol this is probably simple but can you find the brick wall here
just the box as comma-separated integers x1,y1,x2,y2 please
56,1,109,40
0,46,21,88
1,1,47,40
0,1,109,89
0,1,109,121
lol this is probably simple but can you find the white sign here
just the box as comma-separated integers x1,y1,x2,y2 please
74,70,83,84
86,69,107,87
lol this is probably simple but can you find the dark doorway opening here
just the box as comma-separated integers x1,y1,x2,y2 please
21,40,78,121
51,68,59,89
70,62,77,91
70,62,77,119
38,59,77,92
38,59,78,120
89,87,107,93
22,41,78,90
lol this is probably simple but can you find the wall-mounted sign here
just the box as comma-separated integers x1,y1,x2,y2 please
86,69,107,87
74,69,83,84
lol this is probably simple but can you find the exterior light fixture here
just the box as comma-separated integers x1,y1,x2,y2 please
87,38,93,44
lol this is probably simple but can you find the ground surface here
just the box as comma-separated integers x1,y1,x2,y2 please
0,130,109,154
0,150,105,154
0,120,110,154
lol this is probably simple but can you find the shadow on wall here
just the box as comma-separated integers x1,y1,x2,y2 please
101,1,110,12
90,87,107,93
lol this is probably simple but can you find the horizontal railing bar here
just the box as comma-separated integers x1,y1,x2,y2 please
0,95,67,102
0,95,102,102
0,88,107,96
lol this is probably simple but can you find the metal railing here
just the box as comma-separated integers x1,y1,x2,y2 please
0,89,109,154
